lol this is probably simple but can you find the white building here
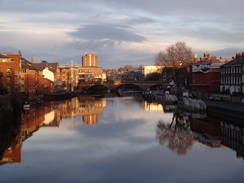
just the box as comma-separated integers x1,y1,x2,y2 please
142,65,164,76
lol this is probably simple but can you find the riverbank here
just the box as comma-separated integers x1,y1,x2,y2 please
202,99,244,123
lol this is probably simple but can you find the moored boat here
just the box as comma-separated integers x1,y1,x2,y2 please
177,97,206,112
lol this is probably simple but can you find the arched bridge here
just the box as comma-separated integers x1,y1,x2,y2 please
79,81,166,92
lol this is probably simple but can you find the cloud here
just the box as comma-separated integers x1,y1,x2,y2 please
124,16,156,25
65,39,119,51
0,0,244,69
69,24,146,42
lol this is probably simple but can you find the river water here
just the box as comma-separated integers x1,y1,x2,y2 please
0,94,244,183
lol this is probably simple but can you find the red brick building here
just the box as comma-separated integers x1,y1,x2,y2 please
0,52,22,92
191,63,224,92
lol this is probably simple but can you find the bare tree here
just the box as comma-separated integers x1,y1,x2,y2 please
155,42,193,87
155,41,193,68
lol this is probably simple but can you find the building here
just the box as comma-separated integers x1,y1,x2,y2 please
199,53,232,63
78,53,104,83
0,52,56,98
78,67,103,83
21,57,44,99
32,60,62,92
142,65,164,76
59,62,79,91
32,60,60,81
192,63,224,92
191,53,232,92
82,53,98,67
0,52,22,92
220,52,244,94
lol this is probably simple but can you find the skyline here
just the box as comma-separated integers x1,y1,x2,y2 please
0,0,244,69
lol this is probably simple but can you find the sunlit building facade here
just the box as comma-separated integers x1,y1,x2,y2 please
78,53,104,83
82,53,98,67
142,65,164,76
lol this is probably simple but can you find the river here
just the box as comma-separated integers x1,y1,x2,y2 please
0,94,244,183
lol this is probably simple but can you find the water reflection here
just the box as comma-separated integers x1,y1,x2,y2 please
0,105,22,165
143,100,163,111
221,121,244,159
156,109,194,155
157,108,244,159
0,95,107,165
0,95,244,182
1,95,243,166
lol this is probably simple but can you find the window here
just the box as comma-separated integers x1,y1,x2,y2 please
6,77,11,82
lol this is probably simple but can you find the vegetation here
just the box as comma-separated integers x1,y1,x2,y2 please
154,41,193,88
155,41,193,68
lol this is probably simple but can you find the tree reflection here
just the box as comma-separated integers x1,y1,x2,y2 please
156,111,194,155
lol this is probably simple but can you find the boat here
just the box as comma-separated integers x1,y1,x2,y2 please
156,93,178,105
177,97,206,112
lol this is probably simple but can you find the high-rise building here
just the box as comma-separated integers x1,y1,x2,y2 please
82,53,98,67
79,53,104,83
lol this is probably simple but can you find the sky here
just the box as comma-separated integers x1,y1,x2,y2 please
0,0,244,69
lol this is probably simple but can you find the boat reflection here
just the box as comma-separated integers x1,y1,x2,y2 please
156,108,244,159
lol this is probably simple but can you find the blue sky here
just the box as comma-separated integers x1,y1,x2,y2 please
0,0,244,69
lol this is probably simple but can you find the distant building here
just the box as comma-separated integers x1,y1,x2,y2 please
32,60,62,92
59,63,79,91
220,52,244,94
198,53,232,63
142,65,164,76
82,53,98,67
32,60,60,82
191,53,233,92
78,67,104,82
192,63,224,92
78,53,104,83
0,52,22,92
21,57,44,98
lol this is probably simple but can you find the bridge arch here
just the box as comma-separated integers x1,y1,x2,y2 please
116,84,143,96
88,85,109,93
